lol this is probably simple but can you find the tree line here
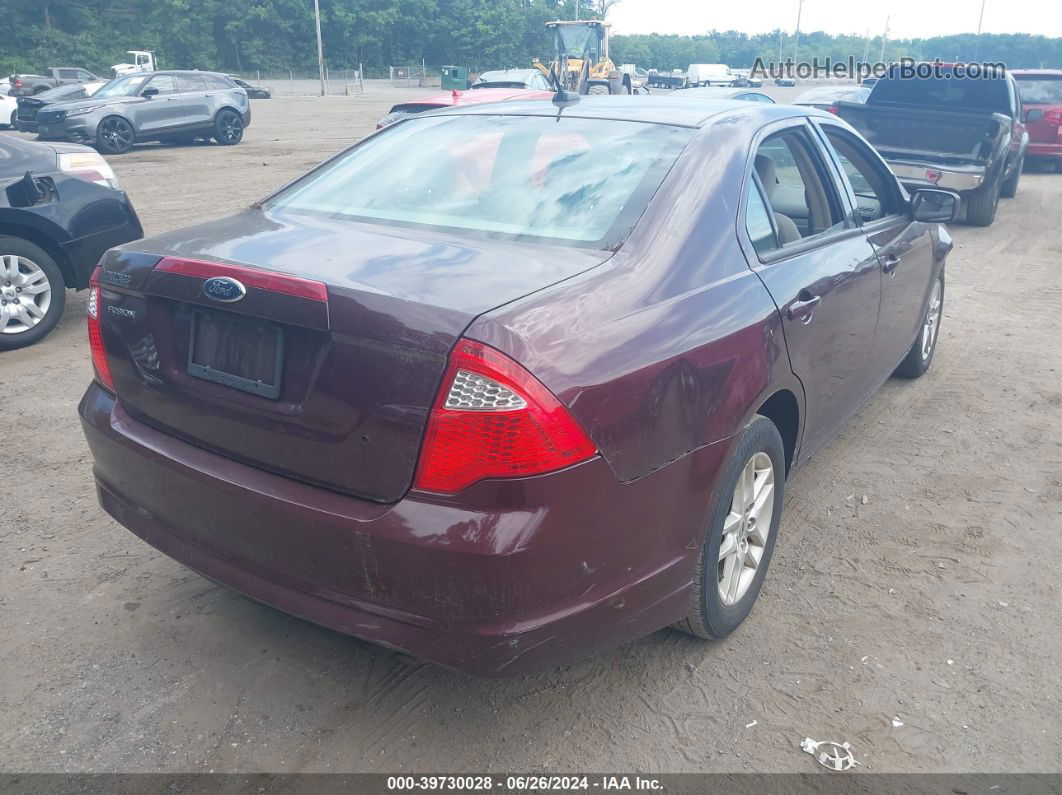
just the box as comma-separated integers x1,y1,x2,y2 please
4,0,1061,77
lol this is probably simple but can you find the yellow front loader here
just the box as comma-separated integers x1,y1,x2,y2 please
533,20,631,95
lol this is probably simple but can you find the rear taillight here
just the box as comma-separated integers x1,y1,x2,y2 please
413,339,597,494
826,105,838,114
87,268,115,392
1045,109,1062,125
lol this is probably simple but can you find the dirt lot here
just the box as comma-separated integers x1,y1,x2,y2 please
1,86,1060,774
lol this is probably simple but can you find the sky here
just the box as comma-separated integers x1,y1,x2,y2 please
608,0,1062,41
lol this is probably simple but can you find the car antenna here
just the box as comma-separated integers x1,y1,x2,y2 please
549,65,580,121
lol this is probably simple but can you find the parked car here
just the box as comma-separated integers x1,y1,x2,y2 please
79,96,957,676
0,78,12,96
835,63,1027,226
1,93,16,129
774,76,797,87
860,77,879,88
793,85,871,113
731,74,763,88
377,86,553,128
8,68,102,97
687,64,735,87
0,135,142,349
232,77,272,99
470,69,553,91
15,81,106,133
676,86,775,103
33,71,251,154
1012,69,1062,171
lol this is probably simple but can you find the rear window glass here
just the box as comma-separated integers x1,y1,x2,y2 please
266,114,692,249
870,73,1011,114
1015,76,1062,104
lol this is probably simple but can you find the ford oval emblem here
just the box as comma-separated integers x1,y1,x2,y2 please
202,276,246,303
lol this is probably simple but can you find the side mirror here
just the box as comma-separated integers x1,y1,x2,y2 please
1024,108,1044,122
141,87,159,97
911,188,960,223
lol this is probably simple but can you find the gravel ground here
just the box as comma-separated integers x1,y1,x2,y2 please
1,86,1060,774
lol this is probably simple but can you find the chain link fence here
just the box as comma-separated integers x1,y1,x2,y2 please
247,65,445,97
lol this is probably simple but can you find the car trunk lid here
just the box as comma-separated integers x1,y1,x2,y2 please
95,208,610,502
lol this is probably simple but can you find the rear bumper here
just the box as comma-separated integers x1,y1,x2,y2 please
79,383,727,676
888,160,987,192
1027,141,1062,159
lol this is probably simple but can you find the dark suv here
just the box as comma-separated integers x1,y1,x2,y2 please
0,134,142,349
33,71,251,155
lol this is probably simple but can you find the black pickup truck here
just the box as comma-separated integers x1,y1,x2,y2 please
836,65,1028,226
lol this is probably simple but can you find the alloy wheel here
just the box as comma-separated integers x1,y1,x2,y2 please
99,117,134,153
718,451,775,606
921,279,942,360
219,113,243,143
0,254,52,335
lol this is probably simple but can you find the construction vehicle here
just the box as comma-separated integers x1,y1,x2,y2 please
533,20,631,96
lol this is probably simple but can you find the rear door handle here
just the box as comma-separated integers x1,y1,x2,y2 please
882,255,900,274
787,292,821,323
165,97,179,101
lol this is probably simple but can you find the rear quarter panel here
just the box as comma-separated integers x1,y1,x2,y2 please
468,116,804,483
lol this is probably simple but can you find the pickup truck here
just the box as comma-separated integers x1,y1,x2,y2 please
8,68,102,97
836,64,1027,226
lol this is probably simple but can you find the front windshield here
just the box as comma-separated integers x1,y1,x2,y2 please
266,114,692,249
93,74,151,99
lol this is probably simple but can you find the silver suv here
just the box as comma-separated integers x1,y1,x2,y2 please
34,70,251,154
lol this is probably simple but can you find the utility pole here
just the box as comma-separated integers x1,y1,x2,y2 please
793,0,804,68
879,15,890,64
977,0,987,34
861,27,871,65
778,29,783,66
313,0,326,96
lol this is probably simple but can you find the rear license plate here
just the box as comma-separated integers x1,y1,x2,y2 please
187,310,284,399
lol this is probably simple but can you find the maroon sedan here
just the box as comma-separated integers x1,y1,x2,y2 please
79,97,957,676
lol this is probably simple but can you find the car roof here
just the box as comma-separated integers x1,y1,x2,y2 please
1010,69,1062,77
476,69,536,80
432,95,806,128
410,88,554,107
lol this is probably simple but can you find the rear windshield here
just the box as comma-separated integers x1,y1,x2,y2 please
870,74,1011,114
265,114,692,249
1015,76,1062,104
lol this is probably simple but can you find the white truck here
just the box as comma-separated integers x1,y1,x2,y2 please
111,51,157,77
686,64,735,88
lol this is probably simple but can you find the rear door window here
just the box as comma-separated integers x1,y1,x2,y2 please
1015,76,1062,104
752,129,846,249
177,74,208,93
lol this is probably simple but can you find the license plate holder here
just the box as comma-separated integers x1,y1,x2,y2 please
187,309,284,399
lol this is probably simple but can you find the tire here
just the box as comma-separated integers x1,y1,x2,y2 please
894,269,944,379
1000,154,1023,198
675,415,786,640
96,115,135,155
7,109,15,129
964,175,1000,226
0,237,66,351
587,84,610,96
213,109,244,145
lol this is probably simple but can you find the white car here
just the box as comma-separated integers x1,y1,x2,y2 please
1,93,17,129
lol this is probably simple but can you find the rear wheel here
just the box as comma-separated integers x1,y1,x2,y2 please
96,116,135,155
587,84,610,96
213,109,244,145
0,237,66,351
1000,153,1024,198
964,175,1000,226
675,415,786,639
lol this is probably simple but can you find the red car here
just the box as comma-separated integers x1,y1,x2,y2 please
377,87,554,128
80,98,957,676
1012,70,1062,171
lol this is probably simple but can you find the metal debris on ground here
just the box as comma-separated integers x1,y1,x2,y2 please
800,737,860,771
891,716,904,728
